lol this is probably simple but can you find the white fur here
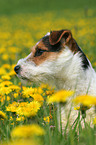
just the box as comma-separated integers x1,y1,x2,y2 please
17,44,96,130
45,32,50,36
17,46,96,93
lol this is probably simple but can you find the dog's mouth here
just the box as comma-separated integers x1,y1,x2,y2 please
21,76,30,81
17,74,30,82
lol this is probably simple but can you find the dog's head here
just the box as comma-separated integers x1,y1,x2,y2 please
14,29,89,87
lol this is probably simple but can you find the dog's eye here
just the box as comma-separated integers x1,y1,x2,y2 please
34,49,46,57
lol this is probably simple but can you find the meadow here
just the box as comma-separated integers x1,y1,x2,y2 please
0,1,96,144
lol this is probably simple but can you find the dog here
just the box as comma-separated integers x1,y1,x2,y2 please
14,30,96,129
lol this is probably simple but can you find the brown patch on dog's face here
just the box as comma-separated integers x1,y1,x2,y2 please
26,30,82,65
68,38,79,53
26,38,62,65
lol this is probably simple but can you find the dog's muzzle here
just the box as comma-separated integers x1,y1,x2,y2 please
14,65,21,74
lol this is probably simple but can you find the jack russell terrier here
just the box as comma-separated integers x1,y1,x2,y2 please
14,30,96,129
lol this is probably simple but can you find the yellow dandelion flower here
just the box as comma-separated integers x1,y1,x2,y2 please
8,70,16,76
6,102,19,112
1,75,11,80
11,124,45,138
14,93,19,98
0,87,12,95
3,140,37,145
9,85,21,92
22,86,27,91
16,101,41,117
8,46,17,53
73,95,96,106
16,116,25,122
37,87,43,94
74,106,80,110
2,64,11,69
47,90,74,104
0,47,6,54
19,102,28,107
0,111,7,119
43,116,50,123
22,87,35,98
93,117,96,125
10,116,13,121
16,107,30,117
0,67,6,75
32,94,44,105
28,101,41,113
2,54,9,60
0,81,13,87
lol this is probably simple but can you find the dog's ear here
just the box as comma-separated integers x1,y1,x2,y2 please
49,30,72,45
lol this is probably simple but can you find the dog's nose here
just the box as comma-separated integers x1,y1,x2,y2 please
14,65,20,74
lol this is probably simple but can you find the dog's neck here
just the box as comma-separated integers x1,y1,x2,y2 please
47,46,96,96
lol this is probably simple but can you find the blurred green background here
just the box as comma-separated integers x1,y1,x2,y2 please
0,0,96,65
0,0,96,15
